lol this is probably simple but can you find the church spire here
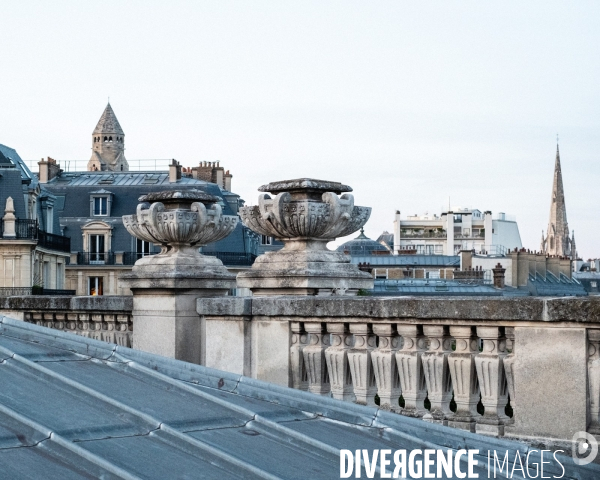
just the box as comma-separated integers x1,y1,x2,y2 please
542,141,572,258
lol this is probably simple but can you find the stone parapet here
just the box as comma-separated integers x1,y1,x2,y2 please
197,295,600,448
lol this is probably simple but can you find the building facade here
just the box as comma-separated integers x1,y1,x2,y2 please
0,145,71,292
390,208,522,256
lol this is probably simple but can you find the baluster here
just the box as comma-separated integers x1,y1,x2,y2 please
103,314,116,343
372,324,402,411
115,315,130,347
448,326,480,432
475,326,509,436
325,323,354,401
89,314,103,341
348,324,377,406
66,313,78,335
53,313,66,331
290,322,309,391
78,313,91,338
587,329,600,434
422,325,453,425
32,312,43,326
396,325,427,417
43,312,54,329
503,327,516,425
302,323,330,395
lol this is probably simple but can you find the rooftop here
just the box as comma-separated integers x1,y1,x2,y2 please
0,315,560,479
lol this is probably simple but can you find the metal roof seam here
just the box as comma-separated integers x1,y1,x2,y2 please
0,347,161,431
2,345,281,479
0,403,141,480
156,422,282,480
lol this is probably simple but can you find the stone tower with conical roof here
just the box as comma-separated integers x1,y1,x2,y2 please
87,103,129,172
541,144,576,259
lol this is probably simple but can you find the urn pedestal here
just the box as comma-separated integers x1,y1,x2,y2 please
120,190,237,363
237,178,374,295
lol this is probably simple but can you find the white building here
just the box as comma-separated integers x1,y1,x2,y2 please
390,208,522,256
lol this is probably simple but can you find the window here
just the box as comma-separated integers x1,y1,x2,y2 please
374,269,388,279
57,263,64,289
88,277,103,296
591,281,597,288
89,234,105,263
93,197,108,216
136,239,152,258
43,262,50,287
261,235,272,245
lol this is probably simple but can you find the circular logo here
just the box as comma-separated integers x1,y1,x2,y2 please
572,431,598,466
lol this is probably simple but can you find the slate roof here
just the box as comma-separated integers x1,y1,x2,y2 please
1,316,595,479
42,171,254,254
93,103,124,135
0,144,34,221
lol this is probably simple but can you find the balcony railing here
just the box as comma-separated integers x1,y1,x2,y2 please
1,219,71,253
77,252,115,265
37,230,71,252
203,251,257,266
401,231,447,238
15,219,38,239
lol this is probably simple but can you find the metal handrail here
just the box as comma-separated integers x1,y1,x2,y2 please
24,159,173,172
77,252,116,265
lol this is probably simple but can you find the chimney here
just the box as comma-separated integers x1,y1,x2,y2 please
492,263,506,289
224,170,232,191
169,159,181,183
38,157,61,183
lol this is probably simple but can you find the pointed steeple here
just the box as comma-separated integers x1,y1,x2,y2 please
93,103,124,135
88,103,128,172
543,142,571,257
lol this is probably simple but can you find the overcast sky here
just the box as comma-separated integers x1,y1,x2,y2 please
1,2,598,258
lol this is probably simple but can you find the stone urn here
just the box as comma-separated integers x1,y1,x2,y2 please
120,190,238,293
237,178,374,295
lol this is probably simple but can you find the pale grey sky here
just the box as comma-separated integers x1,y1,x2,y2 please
1,2,598,257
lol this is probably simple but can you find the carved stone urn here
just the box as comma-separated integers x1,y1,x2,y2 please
120,190,237,291
237,178,374,295
120,190,238,363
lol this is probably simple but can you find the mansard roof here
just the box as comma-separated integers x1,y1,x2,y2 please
93,103,124,135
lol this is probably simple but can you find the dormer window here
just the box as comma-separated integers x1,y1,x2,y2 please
90,190,113,217
94,197,108,216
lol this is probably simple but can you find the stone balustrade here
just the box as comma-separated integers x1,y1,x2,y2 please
0,295,133,347
197,295,600,447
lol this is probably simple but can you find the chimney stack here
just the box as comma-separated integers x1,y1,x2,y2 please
492,263,506,289
169,159,182,183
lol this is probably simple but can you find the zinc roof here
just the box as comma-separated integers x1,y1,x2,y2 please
2,316,590,479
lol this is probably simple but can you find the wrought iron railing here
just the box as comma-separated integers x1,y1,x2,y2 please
1,219,71,253
77,252,116,265
15,219,38,239
37,230,71,252
203,252,257,266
